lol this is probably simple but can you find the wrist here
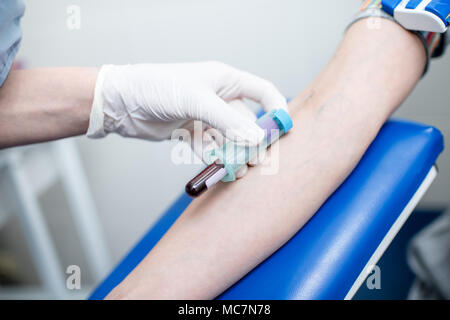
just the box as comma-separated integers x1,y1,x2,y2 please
86,65,119,138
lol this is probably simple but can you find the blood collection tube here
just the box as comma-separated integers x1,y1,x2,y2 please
185,109,293,198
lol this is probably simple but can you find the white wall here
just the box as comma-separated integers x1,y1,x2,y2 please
4,0,449,283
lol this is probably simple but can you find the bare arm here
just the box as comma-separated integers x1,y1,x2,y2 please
107,18,426,299
0,67,98,149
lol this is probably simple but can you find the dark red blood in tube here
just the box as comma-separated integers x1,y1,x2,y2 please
185,162,225,198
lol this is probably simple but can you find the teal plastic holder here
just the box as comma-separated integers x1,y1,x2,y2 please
204,109,293,182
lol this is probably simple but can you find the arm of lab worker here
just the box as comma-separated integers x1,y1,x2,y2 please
106,18,426,299
0,67,98,149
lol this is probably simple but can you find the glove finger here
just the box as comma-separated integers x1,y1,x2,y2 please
227,99,257,122
232,71,288,112
183,123,220,163
228,99,267,167
235,165,248,179
192,94,265,147
204,126,226,148
197,100,256,163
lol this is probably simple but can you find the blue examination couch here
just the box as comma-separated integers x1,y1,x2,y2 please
90,118,444,300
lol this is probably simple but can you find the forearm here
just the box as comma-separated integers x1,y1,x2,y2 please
108,18,426,299
0,67,98,148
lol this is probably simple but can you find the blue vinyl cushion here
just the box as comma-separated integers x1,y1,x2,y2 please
89,119,444,300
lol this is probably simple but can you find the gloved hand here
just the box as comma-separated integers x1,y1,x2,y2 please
87,61,287,178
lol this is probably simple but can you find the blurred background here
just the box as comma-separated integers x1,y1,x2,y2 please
0,0,448,299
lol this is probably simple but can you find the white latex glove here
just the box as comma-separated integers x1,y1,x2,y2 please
87,62,287,177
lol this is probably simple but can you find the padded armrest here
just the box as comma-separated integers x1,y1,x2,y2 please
89,119,444,300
